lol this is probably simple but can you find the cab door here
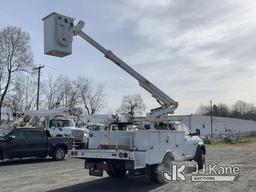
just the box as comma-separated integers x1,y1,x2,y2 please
26,130,47,157
174,123,197,160
7,129,27,158
184,134,198,159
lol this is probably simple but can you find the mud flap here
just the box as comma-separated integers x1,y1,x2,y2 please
194,144,205,161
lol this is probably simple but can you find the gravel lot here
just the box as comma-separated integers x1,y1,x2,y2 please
0,141,256,192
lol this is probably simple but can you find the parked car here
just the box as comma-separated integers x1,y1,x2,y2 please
0,127,73,161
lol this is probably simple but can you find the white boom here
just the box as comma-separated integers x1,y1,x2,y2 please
21,109,70,117
73,21,178,118
42,13,178,118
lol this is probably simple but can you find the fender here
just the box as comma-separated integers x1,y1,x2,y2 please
193,143,206,161
0,147,5,160
162,151,175,162
0,147,2,160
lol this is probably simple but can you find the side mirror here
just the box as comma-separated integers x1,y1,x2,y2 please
8,135,16,141
190,129,201,136
195,129,201,136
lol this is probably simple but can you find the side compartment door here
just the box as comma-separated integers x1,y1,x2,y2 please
174,132,185,160
148,131,160,164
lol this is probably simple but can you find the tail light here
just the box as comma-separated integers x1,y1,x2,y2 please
119,152,124,158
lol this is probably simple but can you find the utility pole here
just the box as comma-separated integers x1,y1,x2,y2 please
34,65,45,110
210,100,213,137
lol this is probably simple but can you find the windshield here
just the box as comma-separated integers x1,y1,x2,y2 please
173,122,191,135
50,119,76,128
88,125,106,131
0,128,12,137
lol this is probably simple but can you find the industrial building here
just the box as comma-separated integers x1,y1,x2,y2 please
170,115,256,137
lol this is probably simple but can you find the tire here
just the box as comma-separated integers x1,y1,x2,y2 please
152,153,173,183
53,146,66,161
106,164,126,177
0,151,3,161
196,149,205,170
106,169,115,177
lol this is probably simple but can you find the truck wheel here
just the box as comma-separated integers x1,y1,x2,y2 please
152,153,173,183
196,149,205,170
53,147,66,161
106,165,126,177
106,169,119,177
0,150,3,161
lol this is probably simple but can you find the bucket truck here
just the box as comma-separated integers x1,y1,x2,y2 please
42,12,205,182
13,109,86,149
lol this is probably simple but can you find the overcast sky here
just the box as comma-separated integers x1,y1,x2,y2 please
1,0,256,115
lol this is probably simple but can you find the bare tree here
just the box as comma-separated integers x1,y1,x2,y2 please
0,26,33,123
197,103,229,117
196,104,211,115
42,76,62,109
217,103,229,117
196,100,256,120
42,75,105,115
76,77,104,115
58,76,79,110
4,75,37,113
117,94,145,118
231,100,249,116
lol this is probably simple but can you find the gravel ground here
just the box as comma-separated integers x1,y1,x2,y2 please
0,141,256,192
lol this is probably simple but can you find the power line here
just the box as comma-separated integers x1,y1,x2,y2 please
46,65,79,78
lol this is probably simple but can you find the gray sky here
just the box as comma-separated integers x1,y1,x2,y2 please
1,0,256,115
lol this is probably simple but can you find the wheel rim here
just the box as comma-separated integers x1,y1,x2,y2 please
56,148,64,159
201,153,205,164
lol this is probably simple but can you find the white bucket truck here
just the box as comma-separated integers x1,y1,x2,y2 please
14,109,86,149
42,12,206,182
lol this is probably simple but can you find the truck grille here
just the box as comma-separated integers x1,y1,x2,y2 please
71,130,84,139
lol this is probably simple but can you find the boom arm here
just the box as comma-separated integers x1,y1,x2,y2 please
74,21,178,118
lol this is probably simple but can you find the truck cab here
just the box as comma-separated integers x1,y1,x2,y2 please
48,117,86,149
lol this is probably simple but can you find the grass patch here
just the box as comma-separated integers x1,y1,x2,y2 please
206,135,256,149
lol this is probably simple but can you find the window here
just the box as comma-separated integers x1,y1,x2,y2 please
169,124,176,130
0,128,12,137
202,124,205,129
144,124,150,130
28,130,43,140
111,125,118,131
50,119,75,128
10,130,26,140
174,123,190,135
155,122,168,130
